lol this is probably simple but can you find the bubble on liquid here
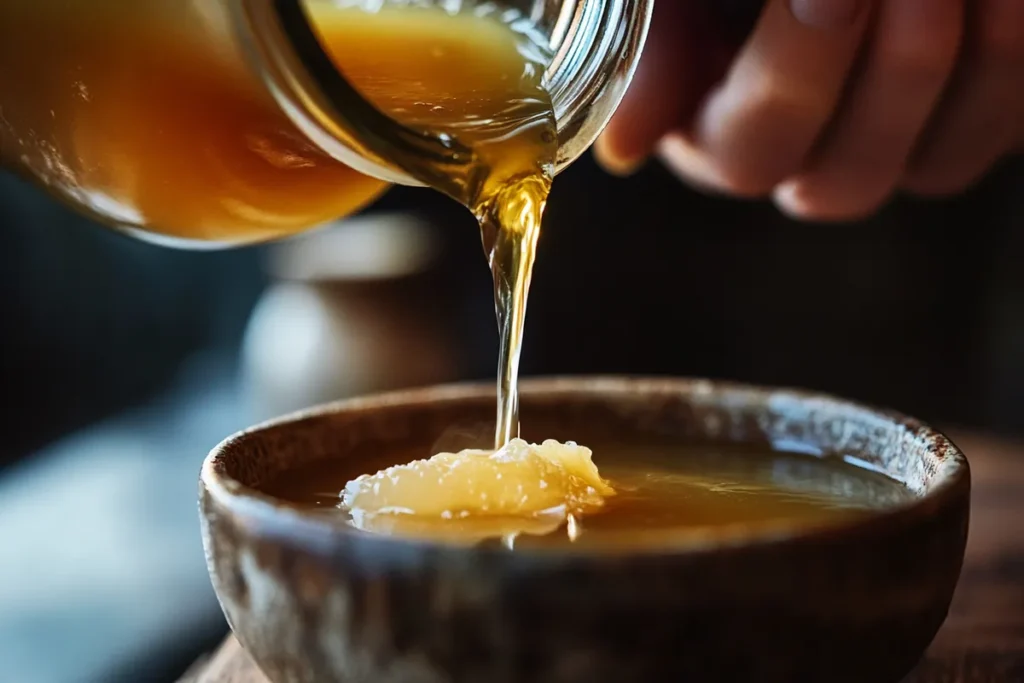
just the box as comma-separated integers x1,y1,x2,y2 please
74,81,91,102
246,132,319,169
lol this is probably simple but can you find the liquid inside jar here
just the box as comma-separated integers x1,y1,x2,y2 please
0,0,554,254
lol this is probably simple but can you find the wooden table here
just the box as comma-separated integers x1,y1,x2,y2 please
180,433,1024,683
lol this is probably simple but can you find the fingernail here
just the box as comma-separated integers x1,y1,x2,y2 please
656,134,732,196
593,136,645,177
789,0,862,29
772,181,806,216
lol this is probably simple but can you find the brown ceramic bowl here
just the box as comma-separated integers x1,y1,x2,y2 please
200,377,970,683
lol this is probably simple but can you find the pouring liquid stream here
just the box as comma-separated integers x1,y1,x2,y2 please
482,173,552,447
310,2,616,543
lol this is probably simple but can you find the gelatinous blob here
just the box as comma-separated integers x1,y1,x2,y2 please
342,439,613,542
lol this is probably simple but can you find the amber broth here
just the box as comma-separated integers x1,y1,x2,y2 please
263,442,913,549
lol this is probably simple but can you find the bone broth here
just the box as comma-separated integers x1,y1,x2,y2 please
263,441,913,548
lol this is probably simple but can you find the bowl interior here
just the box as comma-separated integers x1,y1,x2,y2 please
207,378,966,527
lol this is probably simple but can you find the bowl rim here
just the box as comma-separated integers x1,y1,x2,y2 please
200,376,971,557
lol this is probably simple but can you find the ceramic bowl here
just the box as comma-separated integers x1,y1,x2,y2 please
200,377,970,683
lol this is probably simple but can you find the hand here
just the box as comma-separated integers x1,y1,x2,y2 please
596,0,1024,221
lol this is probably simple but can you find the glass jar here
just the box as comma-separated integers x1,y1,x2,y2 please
0,0,652,247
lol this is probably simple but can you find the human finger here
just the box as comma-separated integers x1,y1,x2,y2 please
904,0,1024,196
775,0,965,220
661,0,872,197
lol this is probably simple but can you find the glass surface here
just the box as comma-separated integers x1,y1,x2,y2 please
0,0,651,246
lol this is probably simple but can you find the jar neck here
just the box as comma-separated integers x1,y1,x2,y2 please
229,0,651,189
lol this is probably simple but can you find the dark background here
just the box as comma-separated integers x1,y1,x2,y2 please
1,151,1022,682
4,154,1024,464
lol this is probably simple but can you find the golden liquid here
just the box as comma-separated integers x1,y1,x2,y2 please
1,2,552,441
0,3,386,243
263,442,915,549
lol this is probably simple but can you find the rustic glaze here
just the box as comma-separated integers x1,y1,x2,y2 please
200,377,971,683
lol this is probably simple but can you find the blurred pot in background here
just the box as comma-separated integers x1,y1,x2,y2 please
241,213,462,421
